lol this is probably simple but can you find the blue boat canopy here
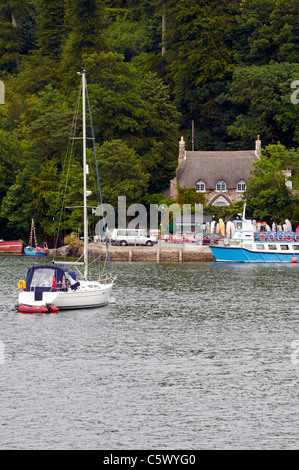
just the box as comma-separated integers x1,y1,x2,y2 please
25,265,80,292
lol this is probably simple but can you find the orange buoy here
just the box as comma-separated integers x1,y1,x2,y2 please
292,256,297,263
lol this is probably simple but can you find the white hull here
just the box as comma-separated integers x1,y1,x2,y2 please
19,281,113,310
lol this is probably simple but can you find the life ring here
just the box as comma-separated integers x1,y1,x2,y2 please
18,280,26,290
295,234,299,242
259,233,266,241
285,234,293,242
43,247,48,254
276,233,284,242
268,233,275,241
36,247,41,253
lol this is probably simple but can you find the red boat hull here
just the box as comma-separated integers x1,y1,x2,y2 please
0,240,23,254
18,304,59,314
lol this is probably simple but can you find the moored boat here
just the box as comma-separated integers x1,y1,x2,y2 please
210,218,299,263
24,219,48,257
0,240,23,254
17,70,114,312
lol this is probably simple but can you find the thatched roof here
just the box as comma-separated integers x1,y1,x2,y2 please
177,150,258,189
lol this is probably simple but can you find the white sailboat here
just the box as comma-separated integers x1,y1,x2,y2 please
18,71,115,312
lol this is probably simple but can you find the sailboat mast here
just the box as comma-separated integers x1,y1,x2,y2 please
82,70,88,280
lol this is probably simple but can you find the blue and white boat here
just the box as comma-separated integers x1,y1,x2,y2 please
210,218,299,263
24,219,48,257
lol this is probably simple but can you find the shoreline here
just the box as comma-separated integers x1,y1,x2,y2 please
51,242,215,262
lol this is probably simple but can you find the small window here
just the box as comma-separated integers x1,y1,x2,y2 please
196,180,205,192
244,244,253,250
216,180,226,192
256,244,265,250
292,245,299,251
118,230,127,236
237,180,246,192
127,230,138,236
268,244,277,250
280,245,289,250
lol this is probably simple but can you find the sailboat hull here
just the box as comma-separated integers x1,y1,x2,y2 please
18,280,113,311
51,282,113,310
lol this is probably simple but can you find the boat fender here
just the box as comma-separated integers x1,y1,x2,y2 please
49,306,59,313
292,256,297,263
18,280,26,290
259,234,266,241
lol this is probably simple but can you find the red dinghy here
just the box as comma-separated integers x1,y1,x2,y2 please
18,304,59,314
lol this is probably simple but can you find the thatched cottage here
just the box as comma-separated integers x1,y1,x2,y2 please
169,136,262,206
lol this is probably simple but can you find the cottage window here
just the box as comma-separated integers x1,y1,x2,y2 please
196,180,205,192
216,180,226,192
213,196,229,206
237,180,246,192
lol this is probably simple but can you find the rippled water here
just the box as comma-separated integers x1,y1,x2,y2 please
0,256,298,449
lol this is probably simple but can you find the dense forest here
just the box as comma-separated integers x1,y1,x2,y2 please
0,0,299,242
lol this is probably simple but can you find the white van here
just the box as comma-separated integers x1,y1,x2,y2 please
110,229,158,246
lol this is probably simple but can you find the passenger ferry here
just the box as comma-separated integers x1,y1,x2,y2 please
210,219,299,263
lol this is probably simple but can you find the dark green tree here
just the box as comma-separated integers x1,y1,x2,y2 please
34,0,65,57
223,62,299,148
61,0,109,85
245,144,299,225
233,0,299,65
0,0,31,71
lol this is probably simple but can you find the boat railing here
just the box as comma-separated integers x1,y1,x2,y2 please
98,274,115,284
254,231,299,242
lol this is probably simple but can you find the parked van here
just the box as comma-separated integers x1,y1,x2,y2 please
110,229,158,246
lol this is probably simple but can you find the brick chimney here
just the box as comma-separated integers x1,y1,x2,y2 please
255,135,261,158
179,136,186,162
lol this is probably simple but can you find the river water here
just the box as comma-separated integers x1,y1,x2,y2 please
0,256,298,450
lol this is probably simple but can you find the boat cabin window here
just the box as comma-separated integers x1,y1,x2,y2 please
280,245,289,250
268,245,277,250
292,245,299,251
256,244,265,250
244,244,253,250
235,222,243,230
30,268,55,288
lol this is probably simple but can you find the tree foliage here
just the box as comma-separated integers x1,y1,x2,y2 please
245,144,299,225
0,0,298,241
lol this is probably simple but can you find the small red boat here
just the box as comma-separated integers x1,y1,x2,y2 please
17,304,59,314
0,240,23,254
